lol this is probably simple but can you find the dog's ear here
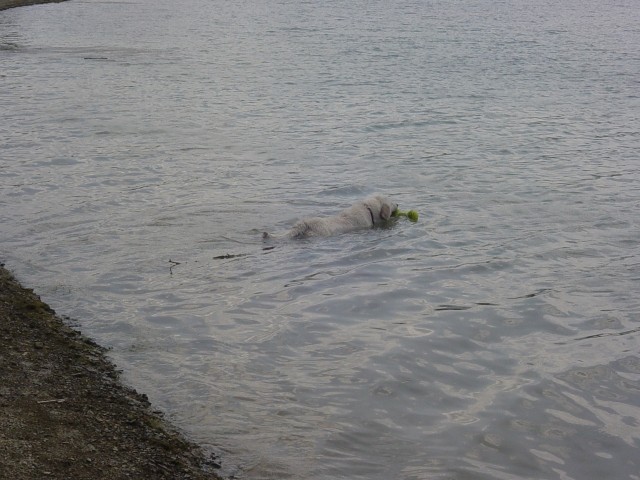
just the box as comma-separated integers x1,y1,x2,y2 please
380,204,392,221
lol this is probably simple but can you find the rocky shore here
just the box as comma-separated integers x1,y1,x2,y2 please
0,265,223,479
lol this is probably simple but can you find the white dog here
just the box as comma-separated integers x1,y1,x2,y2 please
264,195,398,240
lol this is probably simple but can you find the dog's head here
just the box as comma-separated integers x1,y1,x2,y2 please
365,195,399,224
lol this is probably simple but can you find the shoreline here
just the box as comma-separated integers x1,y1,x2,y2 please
2,1,225,477
0,264,224,479
0,0,66,11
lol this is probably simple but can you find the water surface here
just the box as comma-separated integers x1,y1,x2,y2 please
1,0,639,478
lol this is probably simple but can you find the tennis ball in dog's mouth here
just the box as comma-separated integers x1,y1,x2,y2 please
393,209,419,222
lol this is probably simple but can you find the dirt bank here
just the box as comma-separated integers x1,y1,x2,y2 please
0,264,224,480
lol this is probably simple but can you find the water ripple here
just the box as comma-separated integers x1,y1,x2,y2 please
2,0,640,479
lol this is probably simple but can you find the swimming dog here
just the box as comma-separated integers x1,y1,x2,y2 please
264,195,398,239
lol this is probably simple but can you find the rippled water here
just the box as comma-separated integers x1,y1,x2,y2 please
2,0,640,478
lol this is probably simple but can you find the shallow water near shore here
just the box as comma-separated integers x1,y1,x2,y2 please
2,0,640,478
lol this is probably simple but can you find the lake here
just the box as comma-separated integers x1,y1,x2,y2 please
1,0,639,478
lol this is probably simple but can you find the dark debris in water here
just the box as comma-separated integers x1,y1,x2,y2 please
213,252,249,260
435,304,472,311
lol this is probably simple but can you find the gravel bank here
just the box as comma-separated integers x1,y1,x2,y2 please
0,265,224,479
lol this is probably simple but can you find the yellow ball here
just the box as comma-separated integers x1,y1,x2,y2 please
393,209,419,222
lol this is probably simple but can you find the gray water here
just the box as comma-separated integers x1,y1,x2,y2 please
2,0,640,478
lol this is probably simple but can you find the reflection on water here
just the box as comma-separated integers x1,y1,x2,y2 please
1,0,639,478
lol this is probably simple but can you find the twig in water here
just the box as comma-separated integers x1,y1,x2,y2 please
168,259,182,275
213,253,249,260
